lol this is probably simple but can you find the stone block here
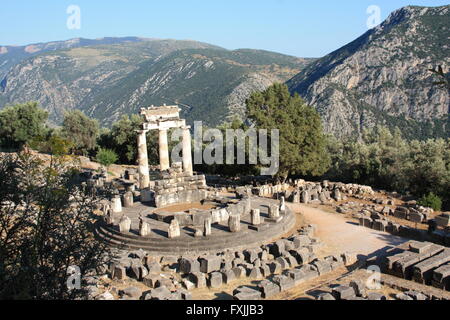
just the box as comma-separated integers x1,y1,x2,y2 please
143,274,161,288
228,214,241,232
367,292,387,300
222,270,236,284
208,272,223,288
233,287,262,300
249,267,262,279
232,266,247,279
331,285,356,300
317,293,335,300
200,256,221,273
121,286,142,300
145,286,172,300
272,275,295,291
349,280,367,297
179,258,200,274
260,265,271,278
111,265,127,280
244,249,259,263
258,280,281,298
311,260,332,275
269,261,283,275
188,272,207,289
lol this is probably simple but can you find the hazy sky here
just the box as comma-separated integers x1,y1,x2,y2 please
1,0,448,57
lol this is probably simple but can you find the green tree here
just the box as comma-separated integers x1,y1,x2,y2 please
246,83,330,180
0,102,48,150
96,148,118,167
0,152,110,299
62,110,99,156
418,192,442,211
98,114,160,165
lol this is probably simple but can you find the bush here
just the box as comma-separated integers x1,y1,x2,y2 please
96,148,118,167
418,192,442,211
62,110,99,156
0,152,110,299
0,102,48,150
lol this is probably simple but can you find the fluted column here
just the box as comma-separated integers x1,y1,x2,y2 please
159,128,170,171
137,129,150,189
182,126,193,176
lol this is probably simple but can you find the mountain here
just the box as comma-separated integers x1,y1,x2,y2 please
0,37,160,80
287,5,450,139
0,38,312,126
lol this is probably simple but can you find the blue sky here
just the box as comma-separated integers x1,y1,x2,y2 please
1,0,448,57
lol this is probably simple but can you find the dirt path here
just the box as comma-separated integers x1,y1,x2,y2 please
288,203,408,260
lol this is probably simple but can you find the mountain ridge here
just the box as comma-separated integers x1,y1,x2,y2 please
287,5,449,139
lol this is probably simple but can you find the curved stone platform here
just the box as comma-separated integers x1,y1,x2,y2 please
95,198,296,255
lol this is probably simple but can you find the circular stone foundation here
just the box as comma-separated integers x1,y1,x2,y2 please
95,197,296,255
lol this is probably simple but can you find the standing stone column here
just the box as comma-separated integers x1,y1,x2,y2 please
228,214,241,233
159,129,170,171
279,196,286,213
251,209,261,226
137,130,150,189
168,219,181,238
112,195,122,213
182,126,193,176
123,192,134,208
119,216,131,233
269,205,280,219
139,217,151,237
204,218,212,236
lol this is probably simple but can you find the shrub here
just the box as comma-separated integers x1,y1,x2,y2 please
418,192,442,211
96,148,118,167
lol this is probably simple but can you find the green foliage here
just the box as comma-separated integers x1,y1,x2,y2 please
194,119,260,177
418,192,443,211
0,152,110,299
95,148,118,167
29,129,73,156
62,110,99,155
97,114,161,165
326,126,450,210
246,83,330,179
0,102,48,150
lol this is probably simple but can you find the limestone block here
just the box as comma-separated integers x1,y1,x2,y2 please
269,205,280,219
168,219,181,239
112,196,122,213
139,219,151,237
118,216,131,233
123,191,134,208
200,256,222,273
179,258,200,274
208,272,223,288
228,214,241,233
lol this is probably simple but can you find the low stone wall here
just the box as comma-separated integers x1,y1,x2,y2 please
154,196,252,227
251,180,374,205
152,170,208,207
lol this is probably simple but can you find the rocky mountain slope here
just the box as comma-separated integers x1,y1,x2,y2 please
0,37,160,80
287,5,450,139
0,39,311,126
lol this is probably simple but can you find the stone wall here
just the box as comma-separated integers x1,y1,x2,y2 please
152,163,208,208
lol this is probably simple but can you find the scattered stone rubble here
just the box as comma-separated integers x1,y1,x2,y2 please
85,225,358,300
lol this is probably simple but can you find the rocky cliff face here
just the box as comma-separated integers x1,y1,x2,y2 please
0,40,311,126
288,5,450,139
